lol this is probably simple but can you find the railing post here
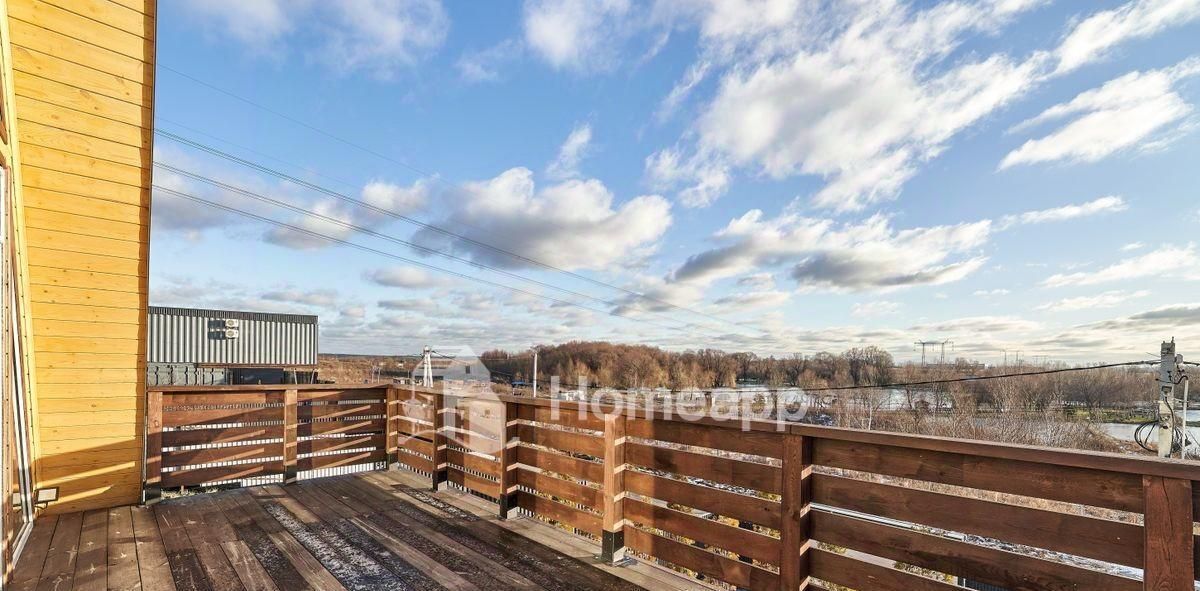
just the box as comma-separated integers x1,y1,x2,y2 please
283,388,298,484
601,412,626,564
780,434,811,591
143,390,162,504
385,387,398,468
1142,476,1193,590
498,400,519,519
431,390,447,491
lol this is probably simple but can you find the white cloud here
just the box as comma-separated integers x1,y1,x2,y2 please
736,273,775,289
546,123,593,180
1121,241,1145,251
366,266,447,289
668,210,992,292
1036,289,1150,312
264,179,429,249
414,167,672,270
457,39,523,82
184,0,448,76
911,315,1041,333
851,300,901,318
1042,244,1199,287
973,288,1011,297
1003,195,1127,226
1001,58,1200,169
713,290,790,309
261,288,339,308
523,0,632,71
1055,0,1200,74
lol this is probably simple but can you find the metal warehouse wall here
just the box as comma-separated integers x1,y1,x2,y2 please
147,307,318,367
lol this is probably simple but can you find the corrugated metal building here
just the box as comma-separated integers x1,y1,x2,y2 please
147,307,319,386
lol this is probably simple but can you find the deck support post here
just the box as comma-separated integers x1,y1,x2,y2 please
1142,476,1193,590
143,390,163,504
601,412,626,564
498,400,520,519
431,389,448,491
385,386,398,468
283,388,298,484
780,433,812,591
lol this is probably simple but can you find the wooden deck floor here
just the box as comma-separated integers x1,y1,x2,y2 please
9,470,703,591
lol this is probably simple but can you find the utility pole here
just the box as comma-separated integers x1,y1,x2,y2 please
1156,340,1185,458
532,348,538,397
422,346,433,388
915,340,952,366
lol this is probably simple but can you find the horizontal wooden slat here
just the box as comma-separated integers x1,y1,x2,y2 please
399,435,434,458
163,426,282,448
515,491,601,537
516,405,603,431
162,393,279,406
301,418,385,436
813,438,1144,512
515,467,601,508
446,467,501,498
162,406,279,427
624,526,778,591
624,498,778,565
8,0,150,60
810,547,963,591
22,165,145,206
627,418,782,459
445,448,500,477
396,449,435,473
300,403,384,420
625,442,781,494
163,445,278,469
516,424,603,456
516,445,604,483
162,462,283,487
298,450,385,472
299,434,385,455
397,403,434,423
444,427,502,455
625,470,780,529
810,509,1140,591
812,474,1142,568
298,389,386,402
393,415,434,438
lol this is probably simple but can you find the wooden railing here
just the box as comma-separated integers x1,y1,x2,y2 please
147,384,1199,591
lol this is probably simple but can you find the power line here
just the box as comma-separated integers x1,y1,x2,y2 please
153,162,747,339
153,113,757,335
154,185,728,339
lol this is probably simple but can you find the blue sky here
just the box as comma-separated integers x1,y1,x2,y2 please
149,0,1200,363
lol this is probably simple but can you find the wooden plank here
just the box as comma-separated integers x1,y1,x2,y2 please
395,449,435,473
446,467,502,498
398,435,434,458
302,418,385,436
29,265,143,293
106,507,141,591
515,467,602,507
23,186,147,225
445,447,501,476
516,404,603,431
163,444,280,468
811,473,1142,568
13,70,150,127
130,506,175,591
208,494,312,591
220,541,280,591
1143,476,1194,590
515,490,602,536
9,25,150,85
624,526,778,591
162,406,280,427
227,491,346,591
162,462,284,488
10,515,58,591
71,509,108,591
809,547,963,591
624,498,778,565
813,438,1145,512
779,433,810,591
162,393,277,406
601,413,626,562
7,0,150,60
625,470,780,529
517,423,604,456
22,165,145,207
625,442,781,494
299,434,385,455
297,449,385,472
810,509,1141,591
16,94,147,148
627,418,783,459
154,503,212,591
163,425,283,447
35,0,153,38
35,511,83,591
516,445,604,483
297,388,386,403
300,402,384,419
283,389,297,483
174,501,246,591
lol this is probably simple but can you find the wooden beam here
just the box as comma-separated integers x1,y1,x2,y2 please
143,389,162,503
780,434,811,591
601,413,626,564
431,390,448,490
1143,476,1194,590
282,388,297,484
498,401,519,518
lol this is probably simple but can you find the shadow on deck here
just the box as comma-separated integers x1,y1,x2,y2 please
9,470,700,591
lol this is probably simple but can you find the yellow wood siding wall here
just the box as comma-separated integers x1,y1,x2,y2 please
5,0,154,513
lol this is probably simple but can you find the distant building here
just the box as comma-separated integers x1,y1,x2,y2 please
147,307,319,385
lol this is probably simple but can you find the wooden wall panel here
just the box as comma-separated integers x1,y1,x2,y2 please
6,0,155,513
